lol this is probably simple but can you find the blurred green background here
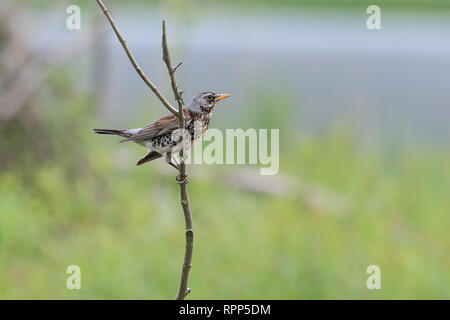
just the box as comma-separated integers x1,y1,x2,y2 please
0,0,449,299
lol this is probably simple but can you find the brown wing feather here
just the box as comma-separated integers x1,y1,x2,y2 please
122,109,190,142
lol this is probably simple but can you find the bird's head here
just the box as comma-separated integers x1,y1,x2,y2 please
187,91,230,115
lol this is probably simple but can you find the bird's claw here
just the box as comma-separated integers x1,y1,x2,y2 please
176,175,188,185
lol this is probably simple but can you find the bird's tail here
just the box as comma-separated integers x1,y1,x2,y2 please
93,128,125,136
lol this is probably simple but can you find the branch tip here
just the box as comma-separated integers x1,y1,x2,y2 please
173,62,182,72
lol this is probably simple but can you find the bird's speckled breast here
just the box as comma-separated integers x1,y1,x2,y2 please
186,111,212,142
145,111,212,154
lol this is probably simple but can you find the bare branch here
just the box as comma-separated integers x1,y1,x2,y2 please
161,20,194,301
96,1,194,300
95,0,178,116
173,62,182,72
162,20,184,117
175,189,193,300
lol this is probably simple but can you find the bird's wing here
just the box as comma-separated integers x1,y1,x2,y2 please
136,151,162,166
122,108,190,142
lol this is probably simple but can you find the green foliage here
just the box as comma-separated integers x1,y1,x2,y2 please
1,90,449,298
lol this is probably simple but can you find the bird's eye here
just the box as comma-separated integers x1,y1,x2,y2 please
208,95,214,101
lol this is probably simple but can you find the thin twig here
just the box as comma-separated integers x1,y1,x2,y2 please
173,62,182,72
95,0,178,116
161,20,194,301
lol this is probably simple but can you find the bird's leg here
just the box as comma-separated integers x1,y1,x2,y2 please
173,153,182,167
166,153,188,184
174,153,189,184
165,152,180,170
169,162,180,171
176,173,188,185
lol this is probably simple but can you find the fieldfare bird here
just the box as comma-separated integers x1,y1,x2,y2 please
93,92,229,171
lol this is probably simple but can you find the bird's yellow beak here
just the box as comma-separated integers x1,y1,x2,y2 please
215,93,230,101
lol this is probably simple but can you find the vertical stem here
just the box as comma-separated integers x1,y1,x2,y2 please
175,166,194,300
162,20,194,300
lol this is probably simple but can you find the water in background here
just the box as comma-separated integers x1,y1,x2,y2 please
39,6,450,145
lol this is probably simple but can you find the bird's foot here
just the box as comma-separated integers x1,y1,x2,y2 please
176,175,188,185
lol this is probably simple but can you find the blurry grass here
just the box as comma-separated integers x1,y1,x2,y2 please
3,0,449,300
0,117,449,298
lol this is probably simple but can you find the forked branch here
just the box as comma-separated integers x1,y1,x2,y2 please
96,0,194,300
161,21,193,300
95,0,178,116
